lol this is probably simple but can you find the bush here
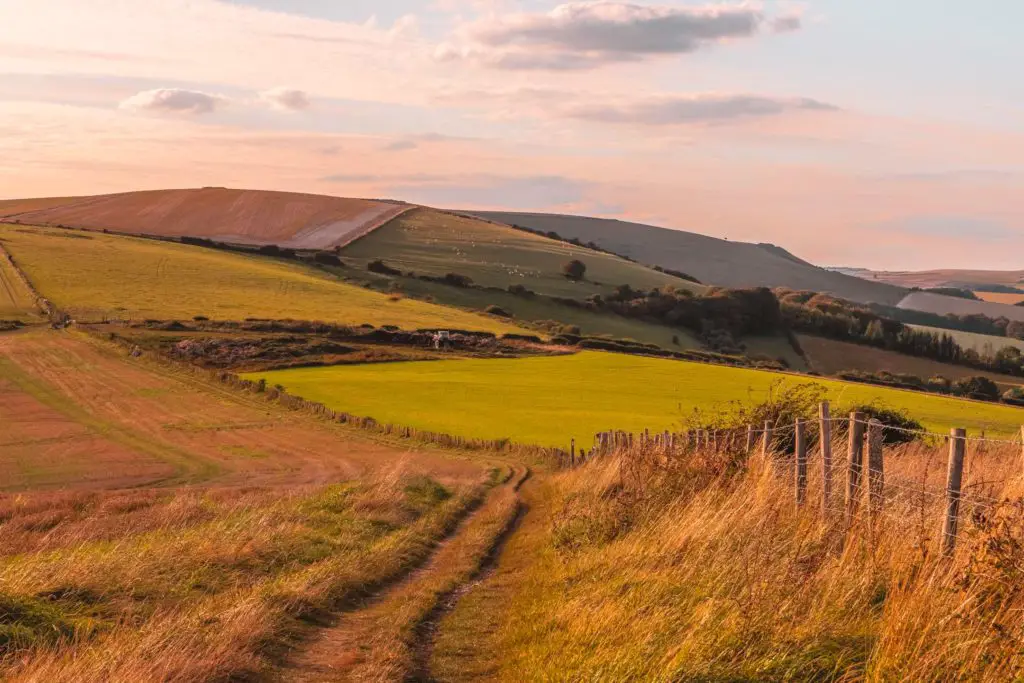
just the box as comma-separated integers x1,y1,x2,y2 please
485,305,512,318
951,376,1000,401
1003,387,1024,406
844,404,925,445
192,315,209,322
313,252,343,267
562,259,587,281
507,284,535,297
367,259,401,276
443,272,473,288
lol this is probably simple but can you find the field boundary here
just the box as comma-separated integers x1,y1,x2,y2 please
0,241,58,321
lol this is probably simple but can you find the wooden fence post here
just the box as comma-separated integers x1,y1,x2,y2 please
867,419,885,525
846,412,866,526
745,425,755,453
795,418,808,505
570,439,576,465
762,421,773,459
819,402,833,514
942,428,967,556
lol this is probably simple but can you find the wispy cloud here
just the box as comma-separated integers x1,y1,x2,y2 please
259,87,311,111
119,88,227,115
562,94,838,124
437,2,799,70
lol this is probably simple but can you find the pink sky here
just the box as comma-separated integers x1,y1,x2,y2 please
1,0,1022,270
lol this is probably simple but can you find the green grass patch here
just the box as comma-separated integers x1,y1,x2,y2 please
0,224,527,335
245,351,1024,446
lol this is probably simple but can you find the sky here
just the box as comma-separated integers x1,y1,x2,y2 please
1,0,1022,270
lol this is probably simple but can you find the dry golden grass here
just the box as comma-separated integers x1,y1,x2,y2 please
451,438,1024,681
0,465,493,681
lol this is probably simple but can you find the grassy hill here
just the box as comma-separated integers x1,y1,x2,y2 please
342,208,704,299
466,211,907,305
907,325,1024,355
245,350,1024,446
859,267,1024,289
0,224,527,334
0,188,409,249
897,291,1024,322
798,334,1024,390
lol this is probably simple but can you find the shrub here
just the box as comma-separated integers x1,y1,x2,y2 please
367,259,402,276
508,284,535,297
443,272,473,288
192,315,209,322
485,305,512,318
1003,387,1024,406
844,403,925,445
313,252,343,267
951,376,1000,401
562,259,587,281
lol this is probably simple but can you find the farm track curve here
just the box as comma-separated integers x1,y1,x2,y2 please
279,466,530,682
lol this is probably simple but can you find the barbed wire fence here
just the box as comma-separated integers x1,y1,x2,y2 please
566,402,1024,555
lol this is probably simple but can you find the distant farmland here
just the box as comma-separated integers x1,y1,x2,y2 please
246,351,1024,446
798,334,1024,390
0,224,527,334
908,325,1024,355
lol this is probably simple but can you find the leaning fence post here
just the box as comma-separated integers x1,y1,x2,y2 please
762,421,773,459
795,418,808,506
942,428,967,556
745,425,755,453
867,419,885,526
819,402,833,514
846,412,866,526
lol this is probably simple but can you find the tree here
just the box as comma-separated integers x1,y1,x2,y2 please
562,259,587,281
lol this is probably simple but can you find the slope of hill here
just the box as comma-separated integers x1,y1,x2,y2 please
1,188,409,249
342,208,705,299
466,211,907,305
860,268,1024,289
897,291,1024,322
0,224,527,334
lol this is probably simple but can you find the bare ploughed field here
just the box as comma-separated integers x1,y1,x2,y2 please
1,188,412,249
0,330,485,492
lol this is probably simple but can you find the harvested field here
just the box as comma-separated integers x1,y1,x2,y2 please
0,330,487,490
0,244,41,321
1,188,411,249
864,267,1024,289
0,224,527,334
0,196,84,216
342,208,704,299
247,350,1024,447
976,290,1024,305
798,334,1024,390
898,291,1024,322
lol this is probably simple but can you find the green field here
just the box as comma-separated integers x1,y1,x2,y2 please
342,208,704,299
0,248,41,321
910,325,1024,355
246,351,1024,447
0,224,528,334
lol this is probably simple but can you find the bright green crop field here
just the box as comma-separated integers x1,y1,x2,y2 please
0,224,528,334
341,208,704,299
246,351,1024,447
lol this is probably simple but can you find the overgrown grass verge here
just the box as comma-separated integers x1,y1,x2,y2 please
451,443,1024,681
0,465,493,681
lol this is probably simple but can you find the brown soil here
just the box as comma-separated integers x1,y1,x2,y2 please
0,330,487,491
3,188,412,250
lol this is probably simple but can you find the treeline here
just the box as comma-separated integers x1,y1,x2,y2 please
780,290,1024,377
869,301,1024,339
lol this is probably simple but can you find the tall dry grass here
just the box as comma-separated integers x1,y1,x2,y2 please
0,464,497,681
490,437,1024,681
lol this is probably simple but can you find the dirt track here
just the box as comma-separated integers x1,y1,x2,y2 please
3,188,411,249
0,330,486,491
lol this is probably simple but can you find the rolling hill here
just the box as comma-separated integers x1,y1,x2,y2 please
0,188,410,249
855,267,1024,290
0,223,528,333
465,211,908,305
897,291,1024,322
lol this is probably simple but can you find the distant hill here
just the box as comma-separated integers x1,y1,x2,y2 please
0,188,410,250
857,268,1024,290
465,211,908,305
897,291,1024,322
